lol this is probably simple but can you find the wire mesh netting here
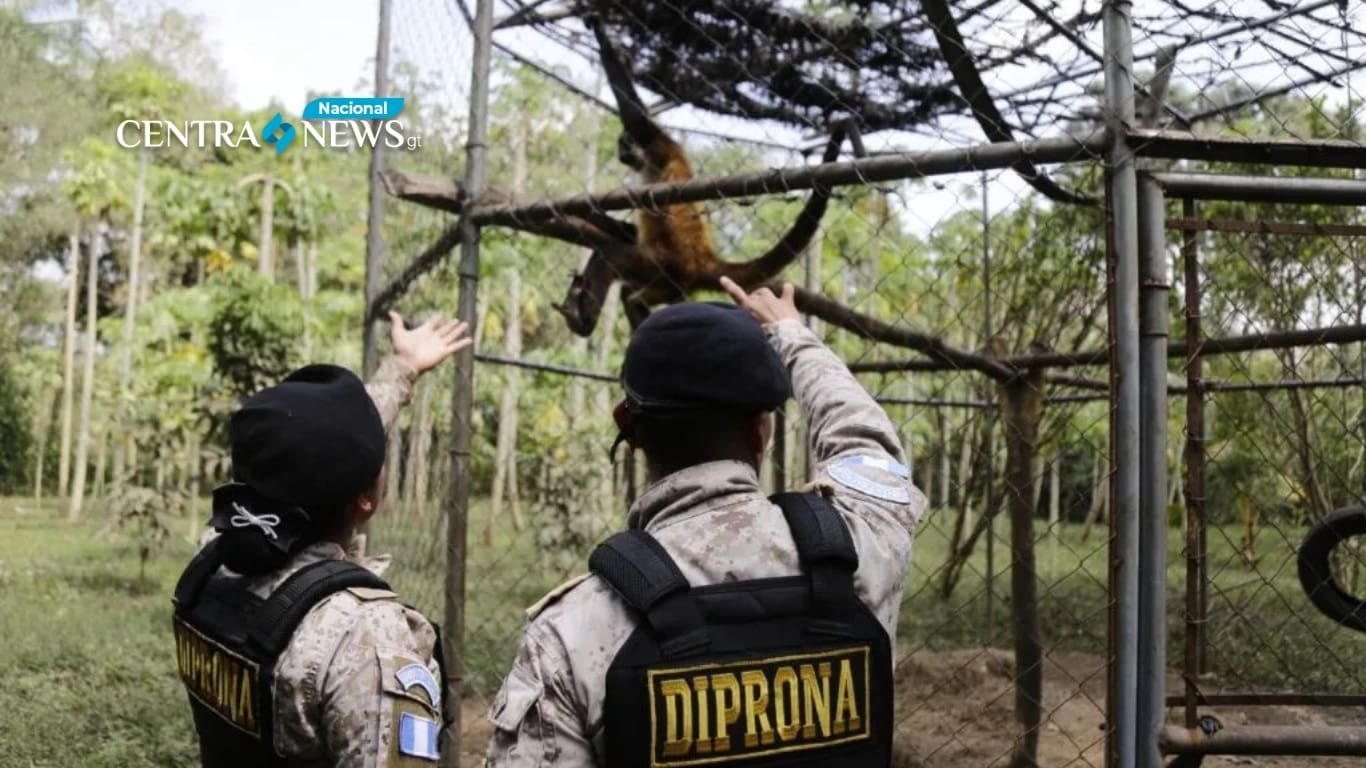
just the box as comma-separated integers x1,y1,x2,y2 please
362,0,473,621
359,1,1366,766
1177,219,1366,703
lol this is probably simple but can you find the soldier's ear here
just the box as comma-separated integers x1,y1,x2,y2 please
612,401,637,447
349,471,384,526
350,495,377,529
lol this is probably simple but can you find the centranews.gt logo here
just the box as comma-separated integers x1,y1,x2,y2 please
115,97,423,154
262,113,296,154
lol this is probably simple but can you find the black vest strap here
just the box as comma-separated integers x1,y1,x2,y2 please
771,492,859,634
770,492,858,568
589,531,709,658
247,559,390,657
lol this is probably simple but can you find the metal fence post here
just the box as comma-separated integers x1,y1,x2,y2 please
1180,196,1205,727
442,0,493,764
362,0,392,377
1137,172,1170,768
982,170,996,638
1102,2,1139,767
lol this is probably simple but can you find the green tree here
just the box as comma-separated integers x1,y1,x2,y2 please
206,266,305,402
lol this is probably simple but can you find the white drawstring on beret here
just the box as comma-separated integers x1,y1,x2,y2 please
229,501,281,540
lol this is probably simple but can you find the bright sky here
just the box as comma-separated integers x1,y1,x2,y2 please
124,0,1366,242
180,0,379,111
172,0,1005,236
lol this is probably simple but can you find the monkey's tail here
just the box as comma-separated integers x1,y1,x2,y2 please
718,123,849,288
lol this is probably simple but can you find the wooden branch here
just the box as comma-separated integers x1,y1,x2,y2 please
367,224,463,326
919,0,1095,206
492,0,571,30
1046,373,1109,391
378,168,472,215
850,323,1366,373
1184,59,1366,127
372,197,1017,379
381,167,638,245
786,286,1018,382
370,169,632,324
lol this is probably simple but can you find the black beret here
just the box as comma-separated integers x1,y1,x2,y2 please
622,302,790,413
229,364,386,523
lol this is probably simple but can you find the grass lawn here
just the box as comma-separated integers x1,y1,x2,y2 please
0,498,199,768
2,495,1361,766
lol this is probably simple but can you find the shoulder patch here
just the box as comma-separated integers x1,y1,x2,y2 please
826,455,913,503
525,572,592,619
346,586,398,601
397,712,440,760
395,662,442,709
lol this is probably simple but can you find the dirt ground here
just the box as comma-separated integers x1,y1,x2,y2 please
454,647,1363,767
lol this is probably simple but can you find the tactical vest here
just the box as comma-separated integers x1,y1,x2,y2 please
170,539,392,768
591,492,894,768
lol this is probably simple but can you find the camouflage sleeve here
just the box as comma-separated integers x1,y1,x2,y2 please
273,590,444,767
767,319,928,632
767,319,906,468
485,621,595,767
366,356,419,432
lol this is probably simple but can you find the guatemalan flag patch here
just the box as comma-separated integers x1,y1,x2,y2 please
398,712,440,761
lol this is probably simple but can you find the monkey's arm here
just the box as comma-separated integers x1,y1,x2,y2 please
589,16,659,144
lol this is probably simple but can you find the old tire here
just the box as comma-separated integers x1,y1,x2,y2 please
1297,505,1366,633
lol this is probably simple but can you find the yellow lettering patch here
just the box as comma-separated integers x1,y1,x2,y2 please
173,616,262,737
647,646,871,766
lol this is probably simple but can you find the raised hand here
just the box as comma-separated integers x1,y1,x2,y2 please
388,311,472,374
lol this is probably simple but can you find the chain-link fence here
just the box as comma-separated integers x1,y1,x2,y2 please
357,2,1366,766
1166,204,1366,751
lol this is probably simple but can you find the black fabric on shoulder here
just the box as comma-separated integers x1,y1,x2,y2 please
247,559,390,657
173,538,225,609
590,531,709,657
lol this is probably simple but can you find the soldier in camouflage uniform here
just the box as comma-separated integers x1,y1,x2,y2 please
485,279,928,767
174,311,470,768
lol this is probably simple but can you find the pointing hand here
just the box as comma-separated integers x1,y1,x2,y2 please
719,277,800,326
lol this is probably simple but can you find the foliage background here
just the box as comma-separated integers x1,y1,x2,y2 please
1,1,1364,765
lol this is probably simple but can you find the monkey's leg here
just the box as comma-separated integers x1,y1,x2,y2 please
844,120,868,158
624,295,652,331
553,249,617,338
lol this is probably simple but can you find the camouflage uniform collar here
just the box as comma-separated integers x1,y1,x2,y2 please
339,532,393,577
627,460,762,531
285,535,392,578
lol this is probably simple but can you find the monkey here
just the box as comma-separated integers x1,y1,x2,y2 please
553,17,859,336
